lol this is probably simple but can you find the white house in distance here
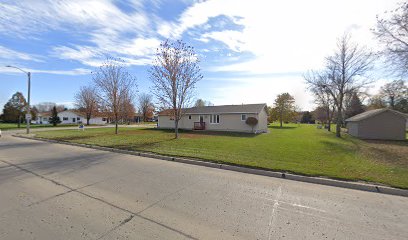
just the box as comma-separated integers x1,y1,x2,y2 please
35,112,51,124
35,110,107,125
158,103,268,133
58,110,107,125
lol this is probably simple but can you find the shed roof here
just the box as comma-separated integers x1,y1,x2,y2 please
159,103,267,116
345,108,408,122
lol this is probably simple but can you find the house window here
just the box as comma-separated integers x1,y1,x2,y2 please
72,118,76,123
188,115,191,120
63,117,68,121
102,118,107,121
210,114,220,124
77,117,80,120
241,114,247,121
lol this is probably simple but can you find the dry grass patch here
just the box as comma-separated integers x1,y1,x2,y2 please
359,140,408,167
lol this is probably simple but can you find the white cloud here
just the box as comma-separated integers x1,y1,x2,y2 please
0,66,91,75
163,0,400,74
52,36,161,67
0,45,43,62
0,0,157,67
0,0,149,37
159,0,400,109
204,76,314,110
199,30,244,52
52,46,104,67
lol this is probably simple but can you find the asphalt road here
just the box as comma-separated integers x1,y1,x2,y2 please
0,133,407,240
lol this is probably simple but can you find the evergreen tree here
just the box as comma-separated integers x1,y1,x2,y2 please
345,93,365,119
301,111,314,124
48,106,61,126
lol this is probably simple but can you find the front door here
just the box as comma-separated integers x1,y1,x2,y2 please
199,115,204,123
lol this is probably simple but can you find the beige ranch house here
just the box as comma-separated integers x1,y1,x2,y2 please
158,103,268,133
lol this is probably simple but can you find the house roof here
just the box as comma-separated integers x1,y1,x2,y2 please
159,103,267,116
345,108,408,122
59,110,108,118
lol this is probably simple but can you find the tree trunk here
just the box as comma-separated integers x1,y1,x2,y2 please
18,115,21,128
279,109,283,128
390,96,395,109
115,115,118,134
174,119,179,139
326,107,331,132
335,108,342,137
327,119,331,132
86,117,90,125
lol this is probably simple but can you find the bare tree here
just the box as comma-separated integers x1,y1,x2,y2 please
379,80,408,109
305,34,374,137
35,102,65,112
304,73,336,131
367,94,387,110
74,85,99,125
93,57,137,134
194,99,214,107
149,40,203,138
137,93,154,122
194,99,206,107
374,2,408,77
119,93,136,124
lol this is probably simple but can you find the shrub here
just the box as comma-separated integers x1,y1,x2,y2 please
245,117,258,133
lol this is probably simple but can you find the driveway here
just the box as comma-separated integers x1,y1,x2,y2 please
0,134,407,239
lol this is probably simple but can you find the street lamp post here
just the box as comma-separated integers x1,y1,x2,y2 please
6,65,31,134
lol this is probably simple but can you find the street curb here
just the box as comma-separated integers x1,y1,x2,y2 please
13,134,408,197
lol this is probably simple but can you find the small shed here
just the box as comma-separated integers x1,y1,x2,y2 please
345,109,407,140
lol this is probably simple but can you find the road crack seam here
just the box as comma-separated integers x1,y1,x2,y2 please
93,180,200,240
137,180,199,215
96,215,135,240
267,185,282,240
27,179,112,207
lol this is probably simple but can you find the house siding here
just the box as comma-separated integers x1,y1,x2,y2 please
257,107,269,133
56,111,107,125
87,117,107,125
35,116,50,124
58,111,83,124
158,110,268,133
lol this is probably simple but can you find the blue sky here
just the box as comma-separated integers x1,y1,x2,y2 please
0,0,400,111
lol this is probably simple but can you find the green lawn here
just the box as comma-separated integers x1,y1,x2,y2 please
34,124,408,189
0,123,81,130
